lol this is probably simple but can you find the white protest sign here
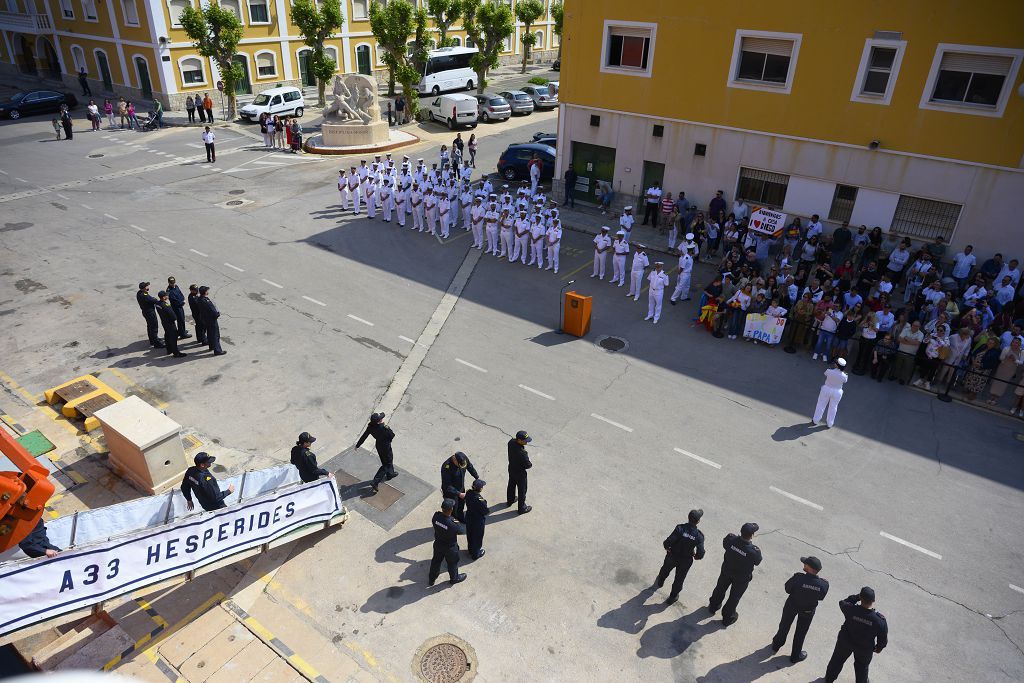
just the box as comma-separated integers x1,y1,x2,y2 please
0,478,340,636
743,314,787,344
748,207,787,236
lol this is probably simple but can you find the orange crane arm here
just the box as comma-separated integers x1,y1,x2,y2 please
0,428,55,552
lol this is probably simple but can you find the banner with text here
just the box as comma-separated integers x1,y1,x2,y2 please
743,314,787,344
0,478,340,636
748,207,787,236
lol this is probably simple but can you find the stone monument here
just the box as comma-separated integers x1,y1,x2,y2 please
321,73,389,147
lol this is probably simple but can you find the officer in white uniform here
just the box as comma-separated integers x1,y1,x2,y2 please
619,206,635,242
528,215,546,268
364,174,377,219
546,219,562,273
512,210,531,264
380,178,393,222
357,159,369,182
470,196,486,249
627,244,650,301
347,166,361,214
646,262,671,323
611,230,630,286
812,358,848,428
438,192,451,238
461,185,474,231
670,246,695,303
424,189,438,235
338,170,350,209
395,181,407,227
497,208,513,257
484,203,500,254
410,182,424,231
680,232,700,260
591,226,612,280
529,156,541,196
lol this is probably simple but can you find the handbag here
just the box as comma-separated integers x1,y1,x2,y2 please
937,345,951,360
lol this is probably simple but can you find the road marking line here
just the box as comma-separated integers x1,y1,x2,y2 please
157,235,175,243
0,169,6,174
769,485,822,510
347,313,374,326
879,531,942,559
189,248,208,257
186,142,203,148
455,358,487,373
55,192,69,199
103,213,118,220
591,413,633,432
261,278,283,289
398,335,428,347
251,160,293,166
80,203,94,210
561,259,595,281
130,224,146,231
674,447,722,469
303,295,327,306
519,384,555,400
224,262,244,272
14,177,26,183
1010,584,1024,596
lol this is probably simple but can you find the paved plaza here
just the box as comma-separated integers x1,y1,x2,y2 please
0,96,1021,682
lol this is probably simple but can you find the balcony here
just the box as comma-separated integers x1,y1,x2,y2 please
0,11,53,34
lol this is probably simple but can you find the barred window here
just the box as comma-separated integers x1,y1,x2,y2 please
890,195,961,241
736,167,789,208
828,184,858,223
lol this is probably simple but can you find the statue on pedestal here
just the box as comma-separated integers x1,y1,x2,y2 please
323,74,379,126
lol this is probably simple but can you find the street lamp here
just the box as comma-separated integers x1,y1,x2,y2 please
556,280,575,334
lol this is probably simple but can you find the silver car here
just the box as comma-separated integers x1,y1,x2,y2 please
522,85,558,109
499,90,535,115
475,93,511,122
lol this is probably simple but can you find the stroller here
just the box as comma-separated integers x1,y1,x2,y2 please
139,111,161,131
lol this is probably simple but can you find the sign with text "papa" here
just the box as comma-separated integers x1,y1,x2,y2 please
748,207,787,236
0,478,340,636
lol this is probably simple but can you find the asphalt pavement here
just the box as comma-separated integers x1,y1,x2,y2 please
0,91,1021,682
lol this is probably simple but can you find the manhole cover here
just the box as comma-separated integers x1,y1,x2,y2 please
413,635,477,683
228,189,245,195
596,335,628,352
226,200,244,206
88,153,104,158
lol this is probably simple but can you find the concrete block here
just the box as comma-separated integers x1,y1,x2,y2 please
251,656,303,683
158,608,232,668
205,639,277,683
178,621,254,682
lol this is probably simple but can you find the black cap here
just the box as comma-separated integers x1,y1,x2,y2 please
688,509,704,523
157,290,168,298
860,586,876,602
139,281,150,289
441,498,455,510
740,522,759,536
801,556,822,572
298,432,315,444
371,412,385,422
515,430,532,443
198,285,210,295
454,451,468,466
194,452,215,466
472,479,486,489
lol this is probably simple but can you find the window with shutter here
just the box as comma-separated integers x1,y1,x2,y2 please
601,21,656,77
729,31,801,92
256,52,276,77
932,51,1012,107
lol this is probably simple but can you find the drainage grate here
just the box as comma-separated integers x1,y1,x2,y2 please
88,154,104,158
413,635,476,683
597,335,628,352
226,200,244,206
228,189,245,195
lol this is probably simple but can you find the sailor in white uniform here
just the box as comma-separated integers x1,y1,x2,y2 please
627,244,650,301
646,262,671,323
812,358,849,428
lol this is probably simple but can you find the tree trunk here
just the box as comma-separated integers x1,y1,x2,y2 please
522,43,528,73
227,94,236,120
476,69,485,94
388,72,395,97
317,79,326,108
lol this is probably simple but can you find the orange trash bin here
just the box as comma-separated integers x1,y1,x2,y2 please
563,291,592,337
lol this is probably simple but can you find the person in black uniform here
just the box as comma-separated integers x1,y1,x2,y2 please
655,508,706,604
355,412,396,492
187,284,206,344
166,276,191,340
772,555,829,663
441,452,479,522
465,479,489,560
180,452,234,511
291,431,328,483
825,587,887,683
156,291,187,358
708,522,762,627
506,430,533,514
18,519,61,558
137,281,163,348
198,286,226,355
428,498,467,586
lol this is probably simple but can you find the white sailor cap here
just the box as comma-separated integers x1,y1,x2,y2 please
600,226,610,231
502,184,509,189
616,230,625,236
685,232,695,240
624,205,633,211
654,261,664,266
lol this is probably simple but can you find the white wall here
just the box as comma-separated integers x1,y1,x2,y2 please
849,188,900,229
783,176,835,219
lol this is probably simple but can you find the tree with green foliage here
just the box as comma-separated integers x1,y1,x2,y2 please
515,0,544,74
179,1,244,118
462,0,514,93
550,0,563,62
369,0,422,116
291,0,344,107
411,6,433,76
427,0,462,48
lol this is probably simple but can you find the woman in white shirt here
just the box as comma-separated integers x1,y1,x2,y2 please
933,326,973,388
914,325,950,390
853,311,879,374
87,100,100,131
725,284,752,339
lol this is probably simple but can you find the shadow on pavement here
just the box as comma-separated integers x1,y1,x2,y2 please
771,422,829,442
597,586,667,635
695,645,787,682
636,606,720,659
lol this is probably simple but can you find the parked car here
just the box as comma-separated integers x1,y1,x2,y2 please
496,143,556,182
521,85,558,109
0,90,77,119
530,133,557,148
498,90,534,115
552,59,560,71
238,86,304,122
475,93,511,123
423,93,478,129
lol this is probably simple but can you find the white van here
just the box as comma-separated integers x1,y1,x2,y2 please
238,86,305,122
423,93,478,130
417,46,479,95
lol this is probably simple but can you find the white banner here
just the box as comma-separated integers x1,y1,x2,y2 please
0,477,340,636
743,314,787,344
748,207,787,236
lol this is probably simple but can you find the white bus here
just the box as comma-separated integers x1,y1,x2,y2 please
417,46,479,95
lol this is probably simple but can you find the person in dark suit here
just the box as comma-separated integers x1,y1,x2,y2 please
355,412,397,492
180,452,234,511
655,508,706,604
18,519,60,558
428,499,467,586
290,431,328,483
465,479,489,559
165,276,191,339
156,291,186,358
187,284,206,344
136,282,163,348
708,522,763,627
825,587,888,683
506,430,533,514
772,556,829,663
198,286,226,355
441,452,479,522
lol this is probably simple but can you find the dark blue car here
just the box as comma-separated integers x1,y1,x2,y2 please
497,143,556,182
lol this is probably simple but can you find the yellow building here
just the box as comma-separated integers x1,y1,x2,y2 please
557,0,1024,255
0,0,559,109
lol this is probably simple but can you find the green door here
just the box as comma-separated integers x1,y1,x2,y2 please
135,57,153,99
570,141,616,205
356,45,372,75
233,55,252,95
298,50,314,87
641,161,665,207
96,51,113,91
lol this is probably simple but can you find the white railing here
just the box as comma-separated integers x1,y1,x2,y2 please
0,11,52,32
